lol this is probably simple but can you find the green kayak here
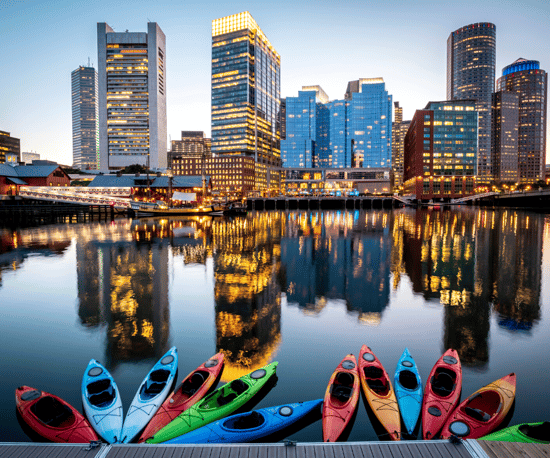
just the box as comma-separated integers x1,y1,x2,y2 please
480,422,549,444
146,361,278,443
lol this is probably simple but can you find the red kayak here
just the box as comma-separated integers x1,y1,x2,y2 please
440,373,516,440
16,386,98,443
323,354,360,442
422,349,462,439
138,352,225,443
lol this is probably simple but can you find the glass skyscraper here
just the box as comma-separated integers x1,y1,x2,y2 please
211,12,281,190
447,23,496,183
497,58,547,183
282,79,392,170
71,66,98,170
97,22,167,171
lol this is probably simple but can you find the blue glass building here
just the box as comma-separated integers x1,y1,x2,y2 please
282,79,392,169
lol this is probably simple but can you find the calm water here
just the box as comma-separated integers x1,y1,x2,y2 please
0,208,549,442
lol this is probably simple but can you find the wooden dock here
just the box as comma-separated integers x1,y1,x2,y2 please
1,440,546,458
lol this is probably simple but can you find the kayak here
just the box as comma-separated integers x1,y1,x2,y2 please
440,373,516,439
120,346,178,443
358,345,401,441
394,348,422,436
164,399,323,444
16,386,98,443
479,422,549,444
82,359,123,443
323,354,360,442
146,361,278,443
138,352,225,443
422,349,462,439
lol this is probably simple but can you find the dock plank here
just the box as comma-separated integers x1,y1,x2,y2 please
478,441,549,458
0,444,104,458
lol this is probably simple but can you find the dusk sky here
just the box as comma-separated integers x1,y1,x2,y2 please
1,0,549,166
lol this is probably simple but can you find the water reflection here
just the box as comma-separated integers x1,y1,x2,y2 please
1,209,545,373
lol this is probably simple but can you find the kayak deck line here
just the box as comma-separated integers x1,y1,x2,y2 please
0,439,547,458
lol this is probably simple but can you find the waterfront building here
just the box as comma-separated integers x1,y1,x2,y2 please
0,131,20,164
169,131,211,166
97,22,167,171
447,23,496,183
0,162,70,195
404,100,477,200
71,66,99,170
211,12,281,192
497,58,548,183
172,155,255,197
392,102,410,190
491,91,519,183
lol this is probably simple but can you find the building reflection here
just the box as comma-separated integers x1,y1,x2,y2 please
76,219,171,369
398,208,543,368
211,214,283,381
281,211,392,324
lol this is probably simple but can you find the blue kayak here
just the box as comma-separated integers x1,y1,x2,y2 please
120,346,179,443
394,348,423,436
82,359,123,443
164,399,323,444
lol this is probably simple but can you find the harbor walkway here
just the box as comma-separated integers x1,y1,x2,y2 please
1,440,547,458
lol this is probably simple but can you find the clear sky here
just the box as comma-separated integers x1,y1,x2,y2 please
1,0,549,166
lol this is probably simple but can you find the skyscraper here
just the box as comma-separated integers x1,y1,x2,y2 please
497,58,547,183
447,23,496,183
97,22,166,171
491,90,519,183
71,66,98,170
392,102,410,189
211,12,281,191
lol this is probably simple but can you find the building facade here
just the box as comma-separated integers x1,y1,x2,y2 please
71,66,99,170
447,23,496,183
392,102,410,190
211,12,281,191
404,100,477,200
169,131,211,166
491,90,519,183
0,131,20,164
97,22,167,171
497,58,547,183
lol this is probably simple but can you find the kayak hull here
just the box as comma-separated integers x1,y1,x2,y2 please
440,373,516,440
479,422,549,444
358,345,401,441
138,352,225,443
120,346,179,443
323,354,360,442
81,359,123,443
394,348,423,436
165,399,323,444
422,349,462,439
16,386,98,443
146,361,278,444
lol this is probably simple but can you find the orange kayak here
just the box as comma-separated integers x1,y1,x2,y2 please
422,349,462,439
138,352,225,443
440,373,516,439
323,354,360,442
358,345,401,441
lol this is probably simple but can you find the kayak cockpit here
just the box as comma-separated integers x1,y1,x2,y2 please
140,369,171,400
330,372,355,405
223,411,265,430
179,371,207,396
31,396,74,428
200,379,248,409
431,368,456,397
519,422,550,441
363,366,390,396
462,391,501,422
399,370,419,390
87,379,115,408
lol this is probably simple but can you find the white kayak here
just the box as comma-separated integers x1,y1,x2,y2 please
82,359,123,443
120,346,178,443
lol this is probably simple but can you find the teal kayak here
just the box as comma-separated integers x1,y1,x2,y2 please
394,348,422,437
146,361,278,443
480,422,549,444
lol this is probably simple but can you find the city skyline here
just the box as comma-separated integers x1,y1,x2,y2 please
1,0,549,166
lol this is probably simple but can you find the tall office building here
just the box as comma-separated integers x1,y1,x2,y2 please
71,66,98,170
97,22,167,171
491,91,519,183
447,23,496,183
392,102,410,189
211,12,281,190
497,58,547,183
0,131,20,164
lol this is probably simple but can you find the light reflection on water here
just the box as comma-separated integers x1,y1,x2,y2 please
0,208,549,442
